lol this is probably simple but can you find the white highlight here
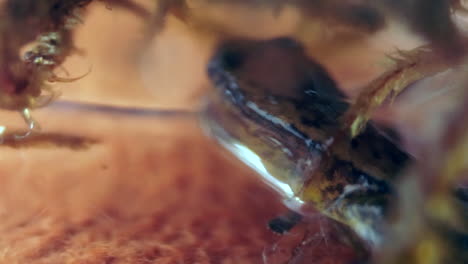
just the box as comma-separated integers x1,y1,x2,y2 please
228,142,295,198
246,102,306,140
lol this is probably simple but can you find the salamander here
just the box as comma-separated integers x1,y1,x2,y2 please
201,37,410,247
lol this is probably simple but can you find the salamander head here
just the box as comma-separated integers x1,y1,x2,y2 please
202,37,349,205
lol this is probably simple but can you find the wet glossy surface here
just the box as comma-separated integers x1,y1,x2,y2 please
201,38,410,247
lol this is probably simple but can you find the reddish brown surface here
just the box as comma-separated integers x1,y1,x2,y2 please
0,105,364,264
0,107,286,263
264,219,364,264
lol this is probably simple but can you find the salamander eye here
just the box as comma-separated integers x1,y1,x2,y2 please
220,48,245,70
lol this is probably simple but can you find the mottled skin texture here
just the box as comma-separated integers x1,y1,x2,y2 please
204,37,410,247
204,37,468,263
